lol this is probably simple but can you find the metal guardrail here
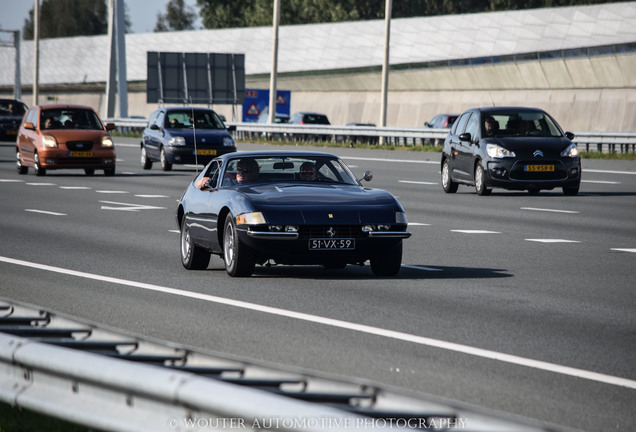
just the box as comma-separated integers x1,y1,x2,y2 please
106,118,636,153
0,298,560,432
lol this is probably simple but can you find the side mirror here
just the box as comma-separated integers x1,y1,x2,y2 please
565,132,575,140
227,125,236,132
150,124,160,131
360,170,373,182
24,122,35,130
105,123,116,131
459,133,472,142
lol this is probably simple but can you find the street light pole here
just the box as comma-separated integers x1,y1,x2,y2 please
268,0,281,124
33,0,39,105
379,0,392,141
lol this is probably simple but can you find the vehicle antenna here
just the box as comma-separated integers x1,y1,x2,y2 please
190,99,199,173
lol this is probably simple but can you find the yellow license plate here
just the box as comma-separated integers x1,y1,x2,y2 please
525,164,554,172
69,151,93,157
196,149,217,156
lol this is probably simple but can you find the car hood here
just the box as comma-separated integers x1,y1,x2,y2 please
42,129,110,142
237,183,402,225
167,128,231,145
485,136,572,157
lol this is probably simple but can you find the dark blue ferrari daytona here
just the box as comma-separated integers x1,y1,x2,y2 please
176,151,411,277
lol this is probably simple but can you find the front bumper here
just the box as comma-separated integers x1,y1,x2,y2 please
239,225,411,265
165,146,236,164
37,148,116,169
486,158,581,190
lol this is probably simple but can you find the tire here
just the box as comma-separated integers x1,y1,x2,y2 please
223,213,256,277
33,152,46,176
441,159,458,193
474,163,491,196
84,168,95,176
104,166,115,176
370,241,403,276
180,216,211,270
160,148,172,171
141,146,153,170
527,187,540,195
563,186,579,196
16,150,28,175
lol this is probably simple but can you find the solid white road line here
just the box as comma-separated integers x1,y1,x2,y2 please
2,256,634,390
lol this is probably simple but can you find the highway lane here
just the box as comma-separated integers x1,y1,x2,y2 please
0,138,635,431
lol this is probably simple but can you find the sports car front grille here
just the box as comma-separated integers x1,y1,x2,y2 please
299,225,365,239
67,141,94,151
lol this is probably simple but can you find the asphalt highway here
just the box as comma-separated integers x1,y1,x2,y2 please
1,138,634,431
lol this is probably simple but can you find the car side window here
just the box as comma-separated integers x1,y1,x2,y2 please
205,161,221,188
465,113,480,139
147,111,159,128
25,109,36,126
156,112,165,129
452,113,470,135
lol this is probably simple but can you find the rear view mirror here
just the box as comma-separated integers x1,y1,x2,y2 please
459,133,472,142
105,123,116,131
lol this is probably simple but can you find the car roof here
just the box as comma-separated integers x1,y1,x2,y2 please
160,106,216,112
38,104,97,111
476,106,546,114
217,150,339,162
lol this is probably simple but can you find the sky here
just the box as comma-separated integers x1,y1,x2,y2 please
0,0,202,36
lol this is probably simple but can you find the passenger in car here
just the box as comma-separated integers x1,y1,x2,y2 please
484,116,498,136
298,162,317,180
197,158,260,189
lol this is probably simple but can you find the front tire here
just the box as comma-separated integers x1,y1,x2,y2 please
370,241,403,276
563,186,579,196
441,159,458,193
223,213,256,277
474,164,491,196
160,147,172,171
180,216,211,270
33,152,46,176
141,145,153,170
16,150,28,174
84,168,95,176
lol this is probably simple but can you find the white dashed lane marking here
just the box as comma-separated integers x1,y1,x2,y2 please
521,207,579,214
25,209,66,216
525,239,580,243
451,230,501,234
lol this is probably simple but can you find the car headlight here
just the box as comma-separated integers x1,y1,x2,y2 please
101,136,114,148
223,136,236,147
487,144,515,158
168,136,186,146
561,143,579,158
236,212,266,225
42,135,57,148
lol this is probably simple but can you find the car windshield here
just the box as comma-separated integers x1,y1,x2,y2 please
0,100,27,117
165,110,225,130
483,111,563,138
220,156,358,187
40,108,103,130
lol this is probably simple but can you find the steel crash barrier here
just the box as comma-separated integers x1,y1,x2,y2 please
0,299,559,432
108,118,636,153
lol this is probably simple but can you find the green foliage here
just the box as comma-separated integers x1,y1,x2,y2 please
22,0,132,40
195,0,616,29
155,0,197,32
0,402,87,432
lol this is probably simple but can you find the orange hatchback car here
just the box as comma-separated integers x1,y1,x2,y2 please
16,104,117,176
